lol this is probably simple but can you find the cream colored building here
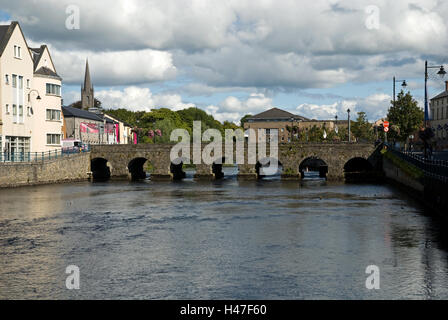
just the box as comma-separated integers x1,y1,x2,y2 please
0,21,62,156
244,107,347,143
103,113,133,144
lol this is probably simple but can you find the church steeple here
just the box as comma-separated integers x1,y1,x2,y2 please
81,59,94,110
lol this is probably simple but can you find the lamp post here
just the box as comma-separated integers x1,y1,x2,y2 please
347,109,351,143
28,89,41,117
425,61,446,126
393,77,407,106
290,117,294,142
28,89,42,101
423,60,446,158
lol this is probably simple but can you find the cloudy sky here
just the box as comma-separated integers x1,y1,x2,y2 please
1,0,448,123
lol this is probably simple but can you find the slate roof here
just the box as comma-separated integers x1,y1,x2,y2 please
431,90,448,100
62,106,104,122
34,66,62,80
0,22,16,56
248,108,309,121
62,106,116,124
29,46,45,70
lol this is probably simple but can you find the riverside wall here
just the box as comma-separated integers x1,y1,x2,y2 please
0,152,90,188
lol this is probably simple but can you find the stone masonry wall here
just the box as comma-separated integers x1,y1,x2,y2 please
91,143,376,181
0,152,91,188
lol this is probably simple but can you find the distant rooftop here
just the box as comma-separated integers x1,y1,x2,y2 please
62,105,104,122
248,108,309,121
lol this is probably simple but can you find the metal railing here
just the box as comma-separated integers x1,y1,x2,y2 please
386,145,448,181
1,145,90,163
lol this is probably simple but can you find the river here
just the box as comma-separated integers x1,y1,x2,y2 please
1,167,448,299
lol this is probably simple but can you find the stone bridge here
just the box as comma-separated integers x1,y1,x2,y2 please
89,143,377,181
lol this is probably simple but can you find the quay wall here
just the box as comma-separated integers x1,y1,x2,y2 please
383,156,448,219
0,152,90,188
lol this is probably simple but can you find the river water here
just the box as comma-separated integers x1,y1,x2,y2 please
1,167,448,299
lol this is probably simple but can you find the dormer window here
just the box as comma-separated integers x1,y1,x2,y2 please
5,74,9,84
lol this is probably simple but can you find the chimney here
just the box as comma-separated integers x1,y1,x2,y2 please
445,81,448,92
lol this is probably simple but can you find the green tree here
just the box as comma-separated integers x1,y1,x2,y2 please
351,111,374,142
387,90,424,142
240,114,253,127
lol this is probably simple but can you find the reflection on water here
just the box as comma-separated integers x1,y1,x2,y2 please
1,166,448,299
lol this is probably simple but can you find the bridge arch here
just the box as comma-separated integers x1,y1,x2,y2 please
299,156,328,179
170,157,190,180
212,157,237,179
212,157,226,179
128,157,149,181
256,157,283,178
344,157,373,173
91,157,111,181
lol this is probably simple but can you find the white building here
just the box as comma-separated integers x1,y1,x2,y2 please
0,21,63,155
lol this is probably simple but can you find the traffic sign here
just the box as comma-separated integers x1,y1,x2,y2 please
383,121,390,128
384,127,389,132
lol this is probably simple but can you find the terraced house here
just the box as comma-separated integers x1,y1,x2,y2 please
0,21,63,156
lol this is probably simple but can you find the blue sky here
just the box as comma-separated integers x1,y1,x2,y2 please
1,1,447,123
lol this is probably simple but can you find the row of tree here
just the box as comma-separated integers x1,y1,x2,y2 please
70,89,423,144
105,107,239,143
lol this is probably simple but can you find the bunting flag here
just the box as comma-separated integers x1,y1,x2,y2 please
323,129,327,139
105,123,115,134
335,125,338,134
438,124,443,131
444,123,448,131
80,122,99,133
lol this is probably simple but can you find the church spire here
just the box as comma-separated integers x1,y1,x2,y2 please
81,58,94,110
83,59,92,91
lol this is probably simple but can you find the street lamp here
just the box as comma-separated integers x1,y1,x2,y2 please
347,109,351,143
28,89,41,117
423,61,446,158
425,60,446,126
28,89,41,100
290,117,294,142
393,77,407,106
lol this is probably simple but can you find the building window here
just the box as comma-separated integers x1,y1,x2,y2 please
47,134,61,145
18,105,23,123
5,136,30,154
46,109,61,121
18,76,23,89
13,45,21,58
46,83,61,96
12,74,17,88
5,74,9,84
26,79,30,88
6,104,10,114
12,104,17,117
